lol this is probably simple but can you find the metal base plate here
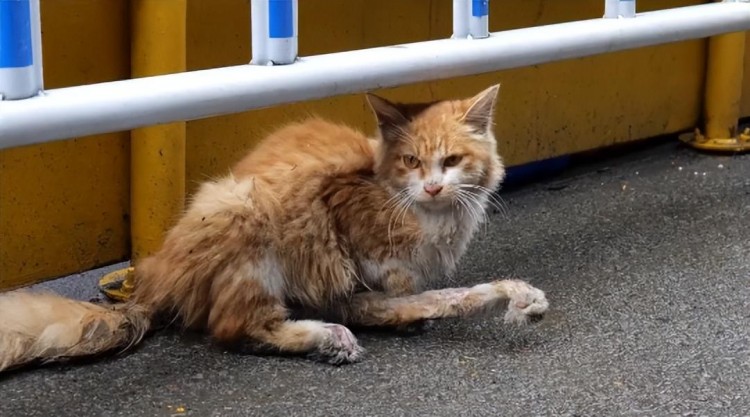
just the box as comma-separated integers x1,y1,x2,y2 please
679,128,750,153
98,267,135,302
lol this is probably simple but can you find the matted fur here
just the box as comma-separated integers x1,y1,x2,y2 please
0,84,549,371
0,292,149,372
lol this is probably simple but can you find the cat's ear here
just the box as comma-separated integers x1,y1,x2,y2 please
461,84,500,135
366,93,408,141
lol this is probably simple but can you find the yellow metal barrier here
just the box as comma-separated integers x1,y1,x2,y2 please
0,0,131,290
681,30,750,152
99,0,187,300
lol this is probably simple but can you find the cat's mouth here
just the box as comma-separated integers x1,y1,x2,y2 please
415,195,455,211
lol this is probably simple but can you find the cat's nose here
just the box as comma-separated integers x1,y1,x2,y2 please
423,184,443,197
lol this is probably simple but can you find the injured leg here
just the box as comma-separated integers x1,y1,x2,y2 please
344,279,549,328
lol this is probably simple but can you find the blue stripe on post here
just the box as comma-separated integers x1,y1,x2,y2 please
268,0,293,39
0,0,33,68
472,0,489,17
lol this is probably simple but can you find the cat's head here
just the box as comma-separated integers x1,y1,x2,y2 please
367,84,505,211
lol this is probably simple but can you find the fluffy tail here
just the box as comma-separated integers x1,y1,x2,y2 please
0,291,151,373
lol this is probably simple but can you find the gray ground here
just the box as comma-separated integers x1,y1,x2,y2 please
1,140,748,417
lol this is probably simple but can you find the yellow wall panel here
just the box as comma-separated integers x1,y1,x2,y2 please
742,36,750,117
0,1,131,289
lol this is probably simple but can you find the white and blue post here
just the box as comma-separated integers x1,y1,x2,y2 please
0,0,43,100
619,0,636,18
470,0,490,39
250,0,298,65
453,0,489,39
605,0,636,18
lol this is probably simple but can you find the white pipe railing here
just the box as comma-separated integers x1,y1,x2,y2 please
1,2,750,149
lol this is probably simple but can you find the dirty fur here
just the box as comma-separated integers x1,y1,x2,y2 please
0,85,548,371
0,292,149,371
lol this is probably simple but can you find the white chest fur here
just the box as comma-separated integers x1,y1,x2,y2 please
358,195,489,290
412,207,480,281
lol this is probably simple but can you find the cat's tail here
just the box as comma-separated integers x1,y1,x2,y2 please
0,291,151,373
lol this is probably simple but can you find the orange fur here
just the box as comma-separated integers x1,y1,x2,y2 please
0,292,149,372
0,84,549,370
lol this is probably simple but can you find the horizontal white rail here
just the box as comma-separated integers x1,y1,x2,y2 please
1,2,750,149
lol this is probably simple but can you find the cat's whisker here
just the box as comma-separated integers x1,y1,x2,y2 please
385,188,418,254
385,191,410,253
456,190,482,220
455,190,490,236
380,188,410,213
454,195,474,225
454,191,481,228
459,184,509,219
396,191,416,230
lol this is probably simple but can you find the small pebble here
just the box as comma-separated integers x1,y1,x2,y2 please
678,166,683,171
718,164,724,169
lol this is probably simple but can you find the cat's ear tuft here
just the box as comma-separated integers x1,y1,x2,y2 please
366,93,408,141
462,84,500,135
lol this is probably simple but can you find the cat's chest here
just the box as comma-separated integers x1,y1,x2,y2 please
383,213,477,280
414,214,474,276
358,229,470,291
357,211,480,288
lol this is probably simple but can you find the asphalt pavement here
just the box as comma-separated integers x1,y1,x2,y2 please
1,138,748,417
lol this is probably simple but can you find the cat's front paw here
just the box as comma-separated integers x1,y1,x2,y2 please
309,324,365,365
503,282,549,325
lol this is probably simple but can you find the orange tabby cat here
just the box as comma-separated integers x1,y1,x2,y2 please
0,84,548,371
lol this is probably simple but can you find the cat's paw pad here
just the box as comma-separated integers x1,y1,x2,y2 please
504,284,549,325
310,324,365,365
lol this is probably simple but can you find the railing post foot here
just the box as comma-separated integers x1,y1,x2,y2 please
680,29,749,153
99,0,187,301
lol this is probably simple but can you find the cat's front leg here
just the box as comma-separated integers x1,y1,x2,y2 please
344,279,549,328
382,268,432,334
383,268,419,297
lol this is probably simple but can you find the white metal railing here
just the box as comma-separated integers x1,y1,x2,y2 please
1,0,750,150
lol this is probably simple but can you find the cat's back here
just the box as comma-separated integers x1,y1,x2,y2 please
232,118,375,186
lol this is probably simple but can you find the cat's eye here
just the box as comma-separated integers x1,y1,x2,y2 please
402,155,421,169
443,155,463,168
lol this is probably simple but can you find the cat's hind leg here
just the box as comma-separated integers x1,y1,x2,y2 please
208,273,364,365
344,279,548,328
246,319,364,365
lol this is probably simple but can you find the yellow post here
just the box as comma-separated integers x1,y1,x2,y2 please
100,0,187,301
681,28,750,152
